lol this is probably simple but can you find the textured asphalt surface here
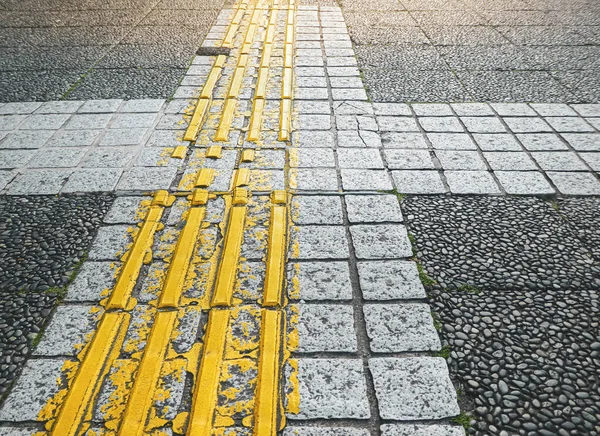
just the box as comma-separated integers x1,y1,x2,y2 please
0,0,225,102
403,196,600,436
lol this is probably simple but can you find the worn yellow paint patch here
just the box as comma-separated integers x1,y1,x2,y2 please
285,358,300,415
263,193,287,307
184,98,211,142
215,99,237,142
206,145,223,159
248,98,265,141
171,145,187,159
195,168,215,188
241,149,256,163
279,99,292,142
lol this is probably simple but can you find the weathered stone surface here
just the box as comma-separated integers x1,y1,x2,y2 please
381,424,465,436
345,194,403,223
444,171,501,194
104,196,148,224
66,261,117,302
391,170,446,194
350,224,412,259
297,304,357,352
87,225,133,260
284,428,370,436
340,169,393,191
495,171,555,195
290,226,349,259
35,305,99,356
287,261,353,300
357,261,425,300
292,195,344,224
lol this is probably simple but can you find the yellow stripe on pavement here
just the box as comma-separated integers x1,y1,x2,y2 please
262,191,287,307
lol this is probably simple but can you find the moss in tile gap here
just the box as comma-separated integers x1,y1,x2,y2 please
431,311,442,332
452,412,473,430
456,284,482,295
417,262,436,287
433,344,450,359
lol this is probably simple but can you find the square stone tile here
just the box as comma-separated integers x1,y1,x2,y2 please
111,113,158,129
296,304,357,352
451,103,494,116
291,168,339,191
373,103,412,116
460,116,506,133
333,101,373,116
82,148,135,168
412,104,453,116
284,428,370,436
65,113,113,130
358,261,425,300
369,357,460,420
0,170,16,191
364,304,441,352
377,116,419,132
392,170,446,194
331,88,368,101
290,359,370,419
292,131,335,148
34,305,98,356
78,99,122,113
571,104,600,117
296,76,328,88
337,130,382,148
121,99,165,112
530,103,577,117
48,130,101,147
330,77,365,88
327,66,361,76
436,150,487,170
340,169,393,191
561,133,599,151
384,149,435,170
62,169,123,193
287,261,353,300
490,103,536,116
295,114,332,130
382,132,428,149
350,224,412,259
135,148,180,167
296,87,329,100
545,117,595,132
336,115,378,131
345,195,403,223
292,195,344,224
504,117,552,133
495,171,555,195
104,196,148,224
473,134,522,151
289,149,336,168
517,133,568,151
99,128,148,146
532,152,588,171
0,102,43,115
483,152,537,171
445,171,501,194
0,130,55,149
18,114,70,130
546,172,600,195
0,115,27,130
428,133,476,150
6,170,71,195
586,118,600,130
0,150,34,169
419,117,464,132
337,149,384,169
580,152,600,171
87,224,132,260
28,148,86,168
117,167,177,191
381,424,465,436
289,225,349,259
295,100,332,114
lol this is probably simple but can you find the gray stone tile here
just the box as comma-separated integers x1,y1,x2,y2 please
35,305,98,356
358,260,425,300
381,424,465,436
287,261,353,301
384,149,435,170
370,357,460,420
291,168,339,191
460,116,506,133
48,129,101,147
121,99,165,112
333,101,373,116
99,128,148,146
391,170,446,194
336,115,378,131
66,261,117,302
345,195,403,223
532,152,588,171
28,148,86,168
82,148,135,168
341,169,393,191
290,358,370,419
530,103,578,117
517,133,568,151
62,168,123,193
474,134,522,151
117,167,177,191
586,118,600,130
111,112,158,129
412,103,453,116
364,304,441,352
0,130,55,149
0,102,43,115
6,169,71,195
546,172,600,195
382,132,428,149
65,113,113,130
0,359,65,421
451,103,494,116
373,103,412,116
495,171,555,195
490,103,537,117
289,149,336,168
295,100,332,115
35,101,84,114
146,129,186,148
580,152,600,171
289,226,349,259
571,104,600,117
0,170,15,191
0,149,34,169
135,148,180,167
78,99,122,113
483,152,538,171
504,117,552,133
295,114,332,130
292,131,335,148
0,115,27,130
88,225,132,260
284,428,370,436
292,195,344,224
297,304,357,352
331,88,368,101
561,133,599,151
445,170,501,194
377,116,419,132
337,130,382,148
436,150,487,170
0,427,41,436
545,117,595,133
18,114,70,130
428,133,476,150
350,224,412,259
337,149,384,169
330,77,365,88
419,117,464,133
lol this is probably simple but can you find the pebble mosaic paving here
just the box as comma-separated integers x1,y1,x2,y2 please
0,0,598,436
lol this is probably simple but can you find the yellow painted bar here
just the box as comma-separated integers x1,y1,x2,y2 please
265,24,276,43
200,67,222,99
206,145,223,159
281,68,293,100
244,24,257,45
283,45,294,68
255,68,269,99
106,192,168,310
158,203,207,308
211,189,249,307
195,168,215,188
222,24,239,47
263,191,287,307
248,98,265,141
233,168,250,188
183,98,211,142
250,8,262,24
285,25,294,44
215,99,237,141
50,312,130,436
279,99,292,142
232,8,245,25
260,44,272,68
253,309,283,435
237,54,249,68
287,9,295,25
118,311,178,436
185,309,230,436
241,149,255,162
227,67,245,98
171,145,187,159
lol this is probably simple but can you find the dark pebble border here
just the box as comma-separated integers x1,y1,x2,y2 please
0,194,113,400
402,196,600,436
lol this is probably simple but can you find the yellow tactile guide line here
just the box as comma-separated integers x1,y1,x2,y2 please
34,0,296,434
